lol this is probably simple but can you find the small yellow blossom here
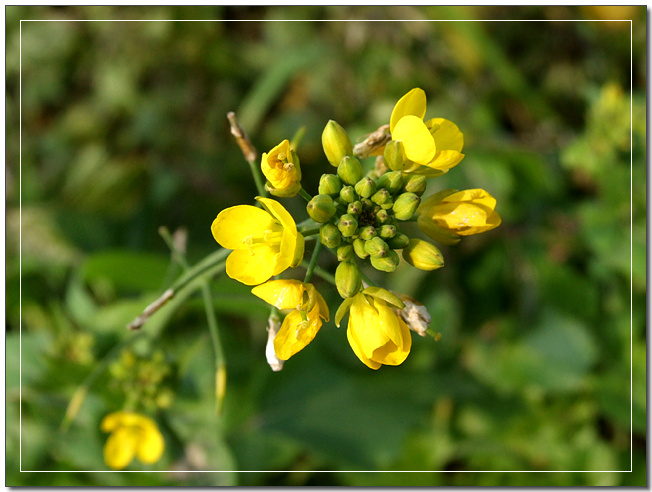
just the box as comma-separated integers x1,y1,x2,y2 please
417,188,501,244
252,279,330,361
261,139,302,197
337,288,412,370
389,88,465,176
101,411,164,470
212,197,305,285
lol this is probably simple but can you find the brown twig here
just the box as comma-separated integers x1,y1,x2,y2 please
227,111,257,164
353,124,391,160
127,289,175,331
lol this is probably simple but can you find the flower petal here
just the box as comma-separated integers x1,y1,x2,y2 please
392,115,436,165
211,205,275,251
390,88,427,133
251,279,305,310
225,246,276,285
136,422,165,465
274,309,322,360
104,426,138,470
427,118,464,152
348,295,390,361
346,324,381,370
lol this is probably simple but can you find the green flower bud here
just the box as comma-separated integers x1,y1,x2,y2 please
402,174,427,196
307,194,336,223
322,120,353,167
337,156,364,185
387,232,410,249
340,185,356,204
364,236,389,258
347,200,363,216
337,244,354,262
319,223,342,249
318,174,342,196
359,226,377,241
375,209,389,224
384,139,407,172
381,200,394,210
337,214,358,238
354,176,376,198
402,239,444,271
379,224,396,239
352,237,369,259
393,192,421,221
335,261,363,298
370,250,400,273
361,197,374,209
371,188,391,206
376,171,404,195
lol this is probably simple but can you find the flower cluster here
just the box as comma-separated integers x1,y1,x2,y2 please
212,88,501,370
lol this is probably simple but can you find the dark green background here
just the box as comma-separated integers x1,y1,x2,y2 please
6,5,646,486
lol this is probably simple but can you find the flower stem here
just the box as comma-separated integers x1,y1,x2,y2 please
303,241,322,284
201,282,227,415
299,227,321,237
227,111,267,197
299,187,312,203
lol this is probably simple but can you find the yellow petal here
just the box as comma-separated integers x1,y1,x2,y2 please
392,115,436,165
372,317,411,366
375,302,404,349
447,189,497,209
390,88,427,133
347,324,381,370
426,150,465,172
251,279,305,310
104,426,138,470
273,309,322,360
136,422,165,465
256,197,297,233
427,118,464,152
225,246,276,285
101,411,141,432
211,205,275,251
348,296,390,361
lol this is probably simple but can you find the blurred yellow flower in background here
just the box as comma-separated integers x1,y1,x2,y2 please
252,279,329,361
211,197,305,285
261,139,302,197
101,411,164,470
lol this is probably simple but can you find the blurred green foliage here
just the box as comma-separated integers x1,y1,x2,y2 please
6,5,646,486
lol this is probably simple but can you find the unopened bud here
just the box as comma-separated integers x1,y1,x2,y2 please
319,223,342,249
359,226,377,241
340,185,356,204
337,156,364,185
337,244,354,262
371,188,391,206
402,239,444,271
353,238,369,259
307,194,336,223
335,261,363,298
375,209,389,224
354,177,376,198
318,174,342,196
337,214,358,238
347,200,363,216
403,174,427,196
364,236,388,258
387,232,410,249
370,249,400,272
393,192,420,220
384,139,407,172
322,120,352,167
376,171,404,195
379,224,396,239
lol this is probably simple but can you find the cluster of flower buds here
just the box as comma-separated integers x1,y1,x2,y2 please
313,120,444,300
212,87,501,371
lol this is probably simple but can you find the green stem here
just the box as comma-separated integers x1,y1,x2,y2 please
301,261,336,286
304,241,323,284
299,227,321,237
248,160,268,197
299,187,312,203
201,282,227,415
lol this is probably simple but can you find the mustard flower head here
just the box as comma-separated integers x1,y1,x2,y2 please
417,188,501,244
336,287,411,370
212,197,305,285
252,279,330,362
389,88,465,176
261,139,302,197
101,411,164,470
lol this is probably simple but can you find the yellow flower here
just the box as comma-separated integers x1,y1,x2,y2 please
101,411,164,470
212,197,305,285
261,139,302,197
389,88,465,176
417,188,501,244
336,288,412,370
252,279,329,361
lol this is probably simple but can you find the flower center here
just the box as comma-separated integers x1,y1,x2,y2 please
241,230,283,255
